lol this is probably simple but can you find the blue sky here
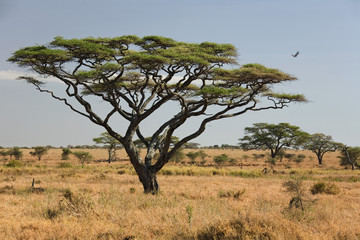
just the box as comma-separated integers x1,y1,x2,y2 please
0,0,359,147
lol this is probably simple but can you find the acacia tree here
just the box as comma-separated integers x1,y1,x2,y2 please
302,133,342,165
239,123,308,158
30,146,49,161
340,146,360,170
9,35,305,193
93,132,122,163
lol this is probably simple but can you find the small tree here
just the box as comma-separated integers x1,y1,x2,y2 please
61,148,72,160
293,154,306,165
93,132,122,163
9,147,23,160
186,151,200,165
283,176,307,212
0,150,8,160
213,153,229,165
198,150,208,165
340,146,360,170
169,148,185,163
72,151,93,168
302,133,342,165
30,146,49,161
239,123,308,158
285,153,296,162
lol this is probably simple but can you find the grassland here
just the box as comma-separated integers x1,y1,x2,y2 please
0,148,360,239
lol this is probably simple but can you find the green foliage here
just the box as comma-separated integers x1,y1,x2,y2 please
57,162,73,168
186,151,200,164
8,147,23,160
265,158,277,166
169,149,185,163
310,182,340,195
293,154,306,164
239,123,308,158
303,133,342,165
339,146,360,168
30,146,49,161
186,205,194,226
72,151,93,167
61,148,72,160
93,132,122,163
5,160,23,168
0,150,8,160
213,154,229,165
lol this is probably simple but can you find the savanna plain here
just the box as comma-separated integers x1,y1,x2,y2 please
1,148,360,240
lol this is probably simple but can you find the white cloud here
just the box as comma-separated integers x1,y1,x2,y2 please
0,70,60,82
0,70,22,80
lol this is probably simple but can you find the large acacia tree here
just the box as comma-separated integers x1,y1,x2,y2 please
239,123,308,158
9,35,305,193
302,133,342,165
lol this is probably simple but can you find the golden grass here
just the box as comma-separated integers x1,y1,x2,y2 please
0,148,359,239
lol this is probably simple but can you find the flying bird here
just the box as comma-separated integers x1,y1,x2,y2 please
291,51,299,57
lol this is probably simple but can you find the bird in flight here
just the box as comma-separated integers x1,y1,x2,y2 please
291,51,299,57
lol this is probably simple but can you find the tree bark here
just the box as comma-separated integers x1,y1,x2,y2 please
137,165,159,194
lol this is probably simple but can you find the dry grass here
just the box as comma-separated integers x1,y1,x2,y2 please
0,148,359,239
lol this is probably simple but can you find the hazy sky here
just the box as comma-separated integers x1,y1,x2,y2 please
0,0,359,147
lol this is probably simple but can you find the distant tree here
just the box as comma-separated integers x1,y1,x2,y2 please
169,149,185,163
9,147,23,160
277,149,286,162
93,132,122,163
186,151,200,165
239,123,308,158
72,151,93,168
9,35,306,193
198,150,208,165
293,154,306,165
340,146,360,170
213,153,229,165
61,148,72,160
30,146,49,161
241,154,249,162
302,133,342,165
0,150,8,160
183,142,201,149
285,153,296,162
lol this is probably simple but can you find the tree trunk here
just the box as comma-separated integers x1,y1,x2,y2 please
108,149,112,164
317,154,322,165
137,166,159,194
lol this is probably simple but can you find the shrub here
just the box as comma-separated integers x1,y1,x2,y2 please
213,154,229,165
61,148,72,160
265,157,277,166
6,160,22,168
293,154,306,164
283,176,308,211
58,162,73,168
310,182,340,195
186,151,200,165
9,147,23,160
218,189,246,199
72,151,93,167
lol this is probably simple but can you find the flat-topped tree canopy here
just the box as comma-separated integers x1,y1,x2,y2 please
9,35,306,193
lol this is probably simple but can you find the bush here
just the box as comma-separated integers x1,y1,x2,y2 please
58,162,73,168
6,160,22,168
218,189,246,199
213,154,229,165
310,182,340,195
